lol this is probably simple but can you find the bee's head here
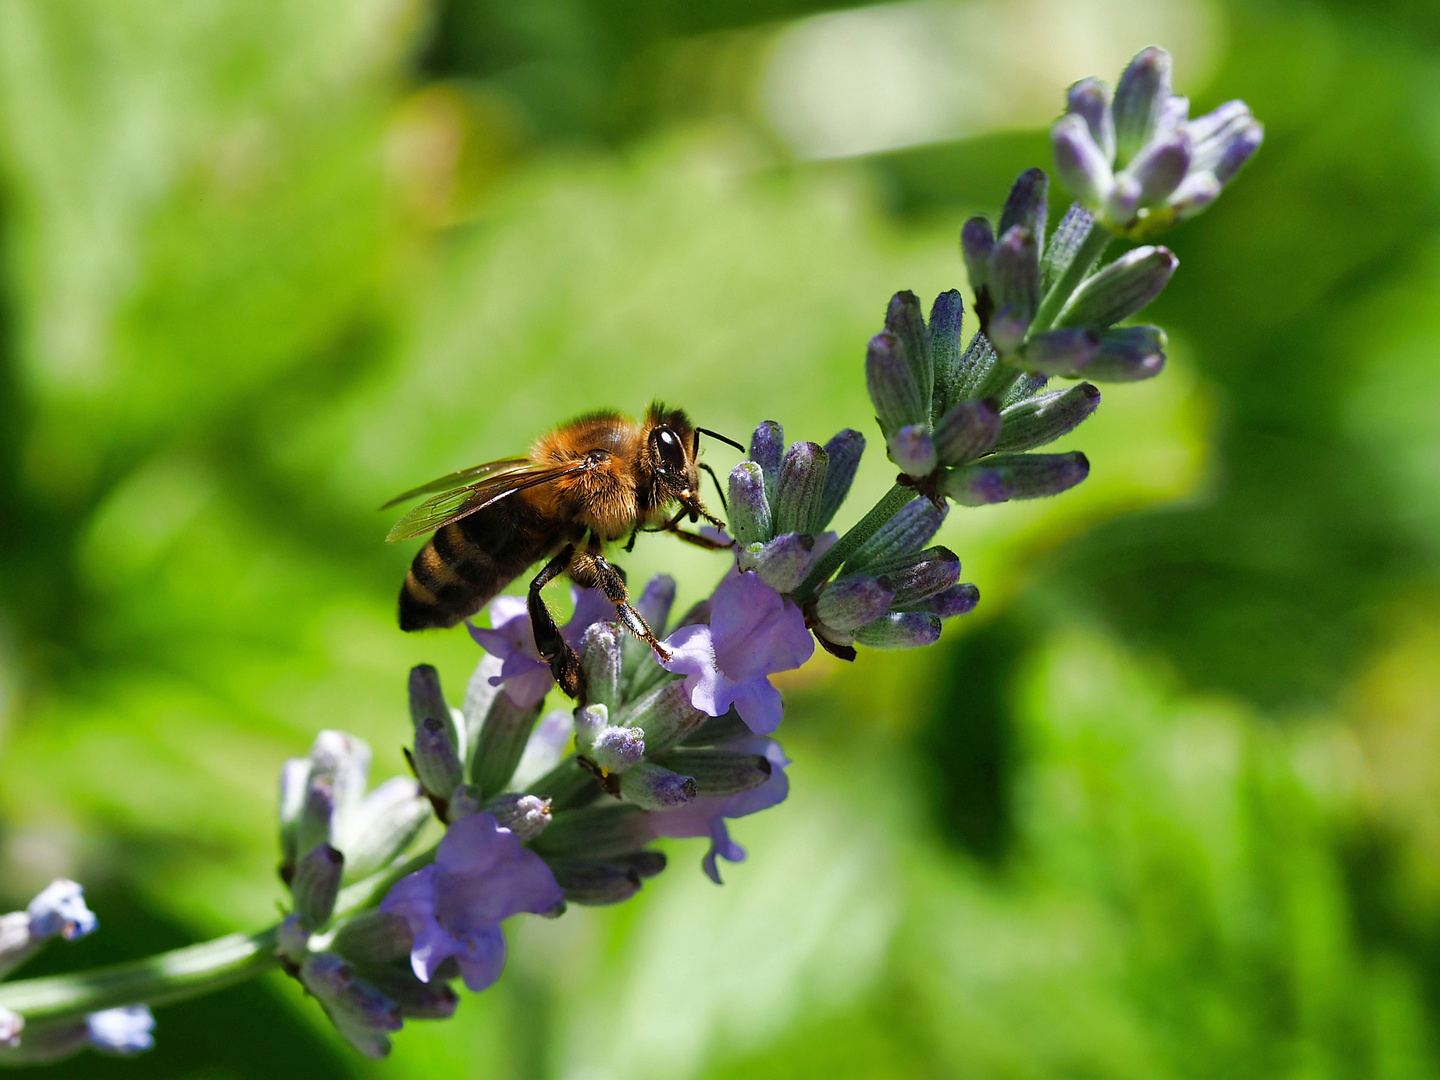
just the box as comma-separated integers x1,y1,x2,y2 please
643,403,723,529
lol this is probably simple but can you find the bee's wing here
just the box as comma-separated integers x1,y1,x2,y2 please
384,458,594,542
379,457,533,510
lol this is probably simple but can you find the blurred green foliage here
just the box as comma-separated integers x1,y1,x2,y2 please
2,0,1440,1076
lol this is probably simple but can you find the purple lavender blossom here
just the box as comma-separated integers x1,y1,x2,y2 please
660,571,813,735
86,1007,154,1055
380,812,563,992
467,587,613,707
648,737,790,883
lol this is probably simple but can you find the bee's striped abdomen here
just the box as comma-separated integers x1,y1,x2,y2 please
398,499,559,631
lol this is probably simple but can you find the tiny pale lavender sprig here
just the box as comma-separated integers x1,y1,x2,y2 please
660,570,813,735
26,880,97,942
468,587,613,707
380,812,563,992
648,736,790,883
86,1007,155,1056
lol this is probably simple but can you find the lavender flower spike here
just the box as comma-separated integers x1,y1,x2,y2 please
380,812,563,992
649,736,790,883
468,586,613,707
660,570,814,735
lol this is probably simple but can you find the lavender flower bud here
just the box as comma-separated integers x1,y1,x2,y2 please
649,749,773,797
590,726,646,774
300,952,402,1060
485,793,552,840
278,757,310,876
362,968,460,1020
990,226,1040,323
1042,205,1097,289
410,717,464,802
951,329,999,401
331,911,415,965
291,843,343,926
1088,326,1167,381
531,804,653,859
773,441,828,535
727,461,772,545
618,762,696,810
1127,130,1191,207
471,693,543,799
885,291,933,416
888,424,938,477
992,383,1102,454
276,913,310,961
622,681,708,752
294,777,335,868
933,398,1001,466
741,532,815,593
867,330,927,436
1067,76,1116,162
960,217,995,295
818,429,865,530
1189,101,1263,182
1112,46,1172,166
574,703,608,747
309,730,371,826
447,783,482,820
1169,171,1223,222
906,582,980,617
814,576,896,633
1053,113,1114,208
1018,328,1102,377
943,452,1090,505
852,611,942,649
340,777,429,880
864,546,961,606
748,421,784,501
544,857,646,906
580,621,623,710
927,290,965,420
461,654,502,762
999,169,1048,260
408,664,450,735
1056,246,1177,329
1157,93,1189,138
846,496,945,567
26,879,97,942
86,1007,154,1056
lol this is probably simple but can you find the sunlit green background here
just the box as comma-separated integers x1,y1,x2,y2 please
2,0,1440,1075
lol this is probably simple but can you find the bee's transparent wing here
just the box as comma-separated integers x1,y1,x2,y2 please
384,459,594,542
379,457,532,510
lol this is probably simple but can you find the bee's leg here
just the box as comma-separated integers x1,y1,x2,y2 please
661,523,734,551
623,526,640,554
569,545,672,663
529,544,584,699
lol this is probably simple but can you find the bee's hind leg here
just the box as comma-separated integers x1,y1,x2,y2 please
529,544,585,699
570,543,671,664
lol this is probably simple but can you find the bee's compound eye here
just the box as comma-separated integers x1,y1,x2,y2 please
652,426,688,475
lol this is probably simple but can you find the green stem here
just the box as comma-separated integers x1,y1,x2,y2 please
0,928,280,1022
0,846,441,1026
1028,223,1112,336
795,483,916,601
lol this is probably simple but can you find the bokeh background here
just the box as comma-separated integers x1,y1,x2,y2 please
2,0,1440,1075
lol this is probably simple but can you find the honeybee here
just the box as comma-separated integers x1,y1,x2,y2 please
383,403,740,698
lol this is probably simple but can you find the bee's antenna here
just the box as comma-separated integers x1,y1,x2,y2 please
698,462,729,516
696,427,746,453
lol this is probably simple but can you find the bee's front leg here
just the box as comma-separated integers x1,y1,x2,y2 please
570,543,671,664
529,545,585,699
